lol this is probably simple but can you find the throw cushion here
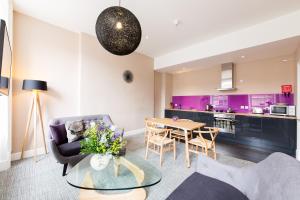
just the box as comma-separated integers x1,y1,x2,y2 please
58,140,81,157
166,172,249,200
49,124,68,145
65,120,85,141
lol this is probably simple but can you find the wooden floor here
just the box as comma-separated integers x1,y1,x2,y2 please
216,141,271,163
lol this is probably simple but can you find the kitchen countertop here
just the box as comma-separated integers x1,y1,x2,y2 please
165,108,297,120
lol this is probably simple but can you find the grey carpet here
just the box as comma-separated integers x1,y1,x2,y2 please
0,134,252,200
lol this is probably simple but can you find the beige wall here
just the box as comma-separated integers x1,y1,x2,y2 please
13,12,79,153
172,56,297,96
154,72,172,117
296,47,300,160
80,33,154,131
12,13,154,154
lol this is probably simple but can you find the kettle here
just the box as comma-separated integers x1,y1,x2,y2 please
205,104,213,111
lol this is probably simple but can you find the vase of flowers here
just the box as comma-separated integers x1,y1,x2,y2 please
80,122,126,171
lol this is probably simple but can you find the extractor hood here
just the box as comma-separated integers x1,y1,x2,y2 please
217,62,236,91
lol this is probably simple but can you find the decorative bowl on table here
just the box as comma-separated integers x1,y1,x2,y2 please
172,116,179,121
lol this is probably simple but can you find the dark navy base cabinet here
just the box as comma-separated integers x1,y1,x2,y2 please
165,109,297,157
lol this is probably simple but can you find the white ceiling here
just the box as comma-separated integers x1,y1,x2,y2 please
161,36,300,74
13,0,300,58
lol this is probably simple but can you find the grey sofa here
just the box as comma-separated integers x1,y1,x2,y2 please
49,114,113,176
167,152,300,200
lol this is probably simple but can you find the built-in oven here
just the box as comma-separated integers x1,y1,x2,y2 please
269,105,296,116
213,113,236,134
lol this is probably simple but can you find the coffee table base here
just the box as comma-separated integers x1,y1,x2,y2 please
79,188,146,200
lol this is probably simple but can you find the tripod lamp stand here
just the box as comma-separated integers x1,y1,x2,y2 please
21,79,48,161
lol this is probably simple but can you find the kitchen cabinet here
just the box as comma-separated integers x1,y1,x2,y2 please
165,109,297,156
194,112,214,127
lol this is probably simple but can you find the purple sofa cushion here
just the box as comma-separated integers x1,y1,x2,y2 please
49,124,68,145
58,140,81,157
167,172,249,200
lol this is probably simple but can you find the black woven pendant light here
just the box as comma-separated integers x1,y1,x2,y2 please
95,1,142,56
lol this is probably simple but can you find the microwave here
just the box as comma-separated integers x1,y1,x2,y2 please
269,105,296,116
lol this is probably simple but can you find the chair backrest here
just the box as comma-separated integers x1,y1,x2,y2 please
145,118,156,128
197,127,219,146
146,126,169,140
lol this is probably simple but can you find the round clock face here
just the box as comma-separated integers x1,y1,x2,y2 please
123,70,134,83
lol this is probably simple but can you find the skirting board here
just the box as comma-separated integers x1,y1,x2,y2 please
125,128,145,137
11,147,46,161
0,160,10,171
297,149,300,161
10,129,145,161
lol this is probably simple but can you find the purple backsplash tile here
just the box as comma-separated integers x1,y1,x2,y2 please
228,95,249,113
171,96,210,110
276,94,294,105
181,96,200,110
249,94,275,108
211,95,228,110
172,93,295,113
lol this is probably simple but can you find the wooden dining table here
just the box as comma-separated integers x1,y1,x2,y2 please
145,118,206,167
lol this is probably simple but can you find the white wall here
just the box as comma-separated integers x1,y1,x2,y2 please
0,0,13,171
296,47,300,160
155,10,300,69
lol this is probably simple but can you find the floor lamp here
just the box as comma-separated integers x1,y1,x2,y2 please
21,79,48,161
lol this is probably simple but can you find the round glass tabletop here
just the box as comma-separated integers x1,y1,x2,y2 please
66,153,162,191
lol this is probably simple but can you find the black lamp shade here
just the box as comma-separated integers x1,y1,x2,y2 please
0,76,8,89
22,79,47,91
95,6,142,56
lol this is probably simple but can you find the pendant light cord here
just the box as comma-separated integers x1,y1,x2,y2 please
119,0,121,7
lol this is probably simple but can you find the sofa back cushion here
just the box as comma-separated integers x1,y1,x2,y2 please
49,124,68,145
49,114,113,140
237,152,300,200
196,152,300,200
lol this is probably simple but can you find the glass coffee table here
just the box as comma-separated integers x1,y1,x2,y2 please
66,153,162,200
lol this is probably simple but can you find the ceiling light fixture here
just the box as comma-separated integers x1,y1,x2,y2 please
281,59,288,62
241,55,246,59
95,0,142,56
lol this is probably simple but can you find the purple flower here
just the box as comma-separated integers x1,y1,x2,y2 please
98,124,105,131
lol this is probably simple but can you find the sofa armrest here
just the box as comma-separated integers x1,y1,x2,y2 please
49,139,67,164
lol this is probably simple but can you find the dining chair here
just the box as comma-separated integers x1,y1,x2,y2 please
188,127,219,164
144,118,166,143
170,119,194,143
145,126,176,166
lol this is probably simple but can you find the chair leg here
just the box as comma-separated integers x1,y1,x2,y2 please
145,140,150,160
160,145,163,166
62,163,68,176
213,145,217,160
173,140,176,160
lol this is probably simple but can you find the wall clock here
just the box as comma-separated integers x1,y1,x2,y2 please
123,70,133,83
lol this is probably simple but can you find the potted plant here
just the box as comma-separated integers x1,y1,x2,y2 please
80,122,126,170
